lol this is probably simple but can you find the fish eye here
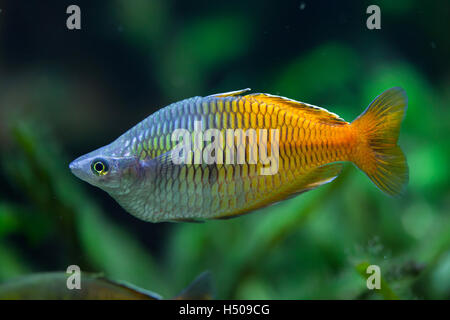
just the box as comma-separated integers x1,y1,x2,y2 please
91,158,109,176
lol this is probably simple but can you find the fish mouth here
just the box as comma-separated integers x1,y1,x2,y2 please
69,159,82,179
69,160,76,172
69,156,90,182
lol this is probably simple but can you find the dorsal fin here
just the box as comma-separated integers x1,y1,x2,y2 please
207,88,251,98
173,272,214,300
98,276,163,300
247,93,348,125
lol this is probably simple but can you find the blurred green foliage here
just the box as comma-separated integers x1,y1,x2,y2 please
0,0,449,299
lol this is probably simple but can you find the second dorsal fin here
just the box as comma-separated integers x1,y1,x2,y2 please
206,89,347,125
247,93,348,125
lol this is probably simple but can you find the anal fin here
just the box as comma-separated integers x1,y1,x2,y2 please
214,162,344,220
297,162,344,192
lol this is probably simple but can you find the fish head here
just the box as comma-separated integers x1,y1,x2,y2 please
69,146,140,195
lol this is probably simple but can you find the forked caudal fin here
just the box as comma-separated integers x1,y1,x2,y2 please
351,87,409,196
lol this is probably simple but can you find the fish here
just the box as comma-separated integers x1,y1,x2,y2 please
0,271,213,300
70,87,408,222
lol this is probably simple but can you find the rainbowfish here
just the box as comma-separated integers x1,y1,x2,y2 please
70,88,408,222
0,271,213,300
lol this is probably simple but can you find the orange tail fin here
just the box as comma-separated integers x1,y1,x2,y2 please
351,87,409,196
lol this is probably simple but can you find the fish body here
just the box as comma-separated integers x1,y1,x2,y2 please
70,88,408,222
0,272,213,300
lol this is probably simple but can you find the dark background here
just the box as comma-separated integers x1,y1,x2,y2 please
0,0,449,299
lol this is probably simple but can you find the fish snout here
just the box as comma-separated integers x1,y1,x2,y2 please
69,160,76,172
69,157,89,181
69,159,81,177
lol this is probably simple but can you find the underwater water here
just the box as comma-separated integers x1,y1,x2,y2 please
0,0,449,300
